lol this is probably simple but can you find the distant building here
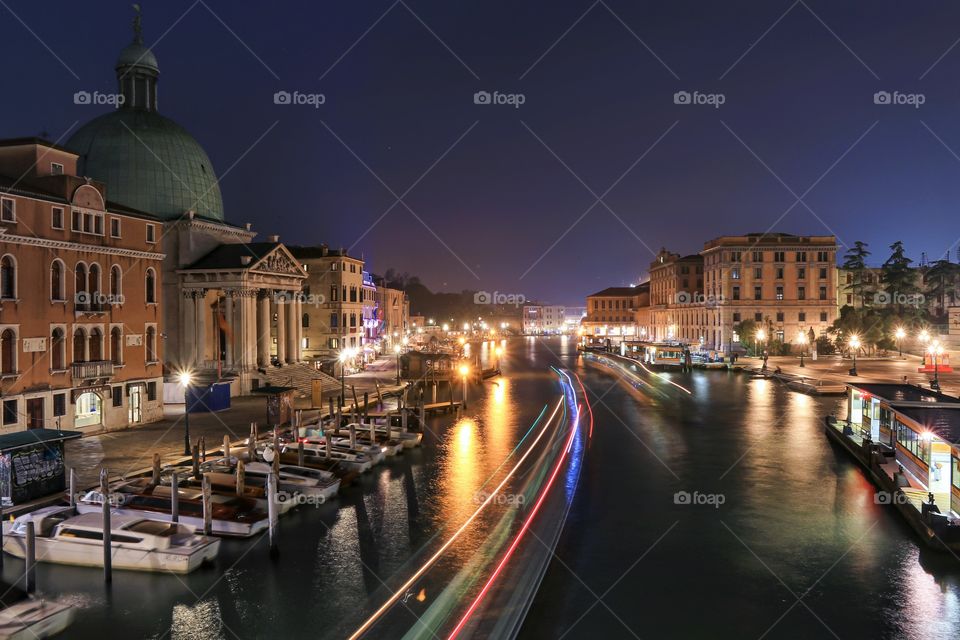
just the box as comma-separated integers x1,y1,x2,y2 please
649,249,705,343
374,277,409,341
0,138,164,431
361,271,378,360
522,305,566,334
581,284,650,347
564,306,587,332
291,246,364,364
701,233,838,352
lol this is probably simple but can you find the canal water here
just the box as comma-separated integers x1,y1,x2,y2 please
525,343,960,640
5,337,960,639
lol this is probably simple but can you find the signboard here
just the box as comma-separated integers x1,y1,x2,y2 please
22,337,46,353
125,334,143,346
0,443,66,505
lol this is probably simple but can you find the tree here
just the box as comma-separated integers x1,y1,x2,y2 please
925,259,960,318
881,241,916,315
842,241,872,308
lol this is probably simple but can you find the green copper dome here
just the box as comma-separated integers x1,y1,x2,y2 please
68,110,224,221
66,16,224,222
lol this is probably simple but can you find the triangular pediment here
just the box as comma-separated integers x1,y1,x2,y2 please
250,244,306,277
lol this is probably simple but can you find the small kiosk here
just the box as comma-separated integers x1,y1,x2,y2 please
0,429,82,507
253,385,297,426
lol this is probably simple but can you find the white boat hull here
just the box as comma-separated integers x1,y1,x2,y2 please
0,598,74,640
73,503,267,538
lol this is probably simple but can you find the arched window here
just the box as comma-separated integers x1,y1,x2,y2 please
51,327,65,370
73,328,86,363
75,262,87,298
110,265,122,301
110,327,122,365
88,328,102,361
302,313,310,328
145,268,156,304
51,260,65,301
88,264,100,299
0,256,16,299
146,326,157,362
0,329,15,374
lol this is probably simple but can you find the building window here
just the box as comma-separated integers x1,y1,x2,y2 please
754,286,762,300
53,393,66,417
145,268,156,304
73,328,85,362
799,312,806,322
89,328,103,361
302,313,309,328
775,267,784,279
733,312,741,322
52,207,64,229
0,329,15,374
52,261,66,302
732,286,740,300
754,267,762,279
819,268,827,279
775,286,784,300
819,286,827,300
147,382,157,401
754,313,763,322
146,224,156,243
330,286,338,302
798,286,805,300
0,256,16,299
796,252,806,262
110,327,123,365
774,251,785,262
110,218,121,238
820,311,828,322
1,198,15,222
51,162,64,175
51,328,65,370
817,251,829,262
3,399,16,425
731,268,740,280
752,251,763,262
112,386,123,407
110,265,122,299
776,312,784,322
145,326,157,362
330,313,338,328
72,210,82,231
797,267,806,280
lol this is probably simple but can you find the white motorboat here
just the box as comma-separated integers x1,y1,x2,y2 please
242,461,340,503
154,468,299,515
272,444,373,473
76,485,268,538
0,583,74,640
372,425,422,448
299,434,387,464
3,506,220,574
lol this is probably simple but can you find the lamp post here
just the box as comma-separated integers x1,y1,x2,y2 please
895,326,905,358
394,343,402,385
339,347,353,404
458,364,469,408
797,331,807,368
849,335,861,376
179,371,193,455
756,328,767,366
929,340,943,391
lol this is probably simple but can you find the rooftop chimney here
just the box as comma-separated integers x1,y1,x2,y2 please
268,234,279,243
240,256,252,266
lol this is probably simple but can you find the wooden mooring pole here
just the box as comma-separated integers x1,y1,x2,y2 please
100,468,112,583
24,520,35,593
201,475,213,536
267,471,279,558
171,472,180,523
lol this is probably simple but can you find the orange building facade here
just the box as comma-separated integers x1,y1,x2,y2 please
0,139,164,432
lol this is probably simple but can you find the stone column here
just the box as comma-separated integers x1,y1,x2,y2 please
224,294,234,368
293,296,303,362
195,291,207,367
257,293,270,368
285,291,297,364
275,292,286,365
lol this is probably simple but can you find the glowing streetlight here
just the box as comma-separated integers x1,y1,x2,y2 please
895,326,906,358
179,371,194,455
919,329,930,345
339,347,354,403
928,340,944,390
849,334,861,376
796,331,808,368
755,328,767,364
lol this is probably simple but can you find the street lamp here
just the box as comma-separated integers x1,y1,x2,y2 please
895,326,906,358
929,340,943,391
849,335,861,376
755,328,767,365
394,343,402,385
919,329,930,346
179,371,193,455
458,363,469,408
339,347,353,405
796,331,807,368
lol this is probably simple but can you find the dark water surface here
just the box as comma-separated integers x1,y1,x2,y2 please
525,345,960,640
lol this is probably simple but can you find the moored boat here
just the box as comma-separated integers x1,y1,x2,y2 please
3,506,220,573
0,582,74,639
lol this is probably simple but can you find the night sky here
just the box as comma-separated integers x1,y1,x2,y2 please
5,1,960,305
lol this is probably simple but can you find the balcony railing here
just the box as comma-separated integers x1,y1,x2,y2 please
72,360,114,379
75,301,109,314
